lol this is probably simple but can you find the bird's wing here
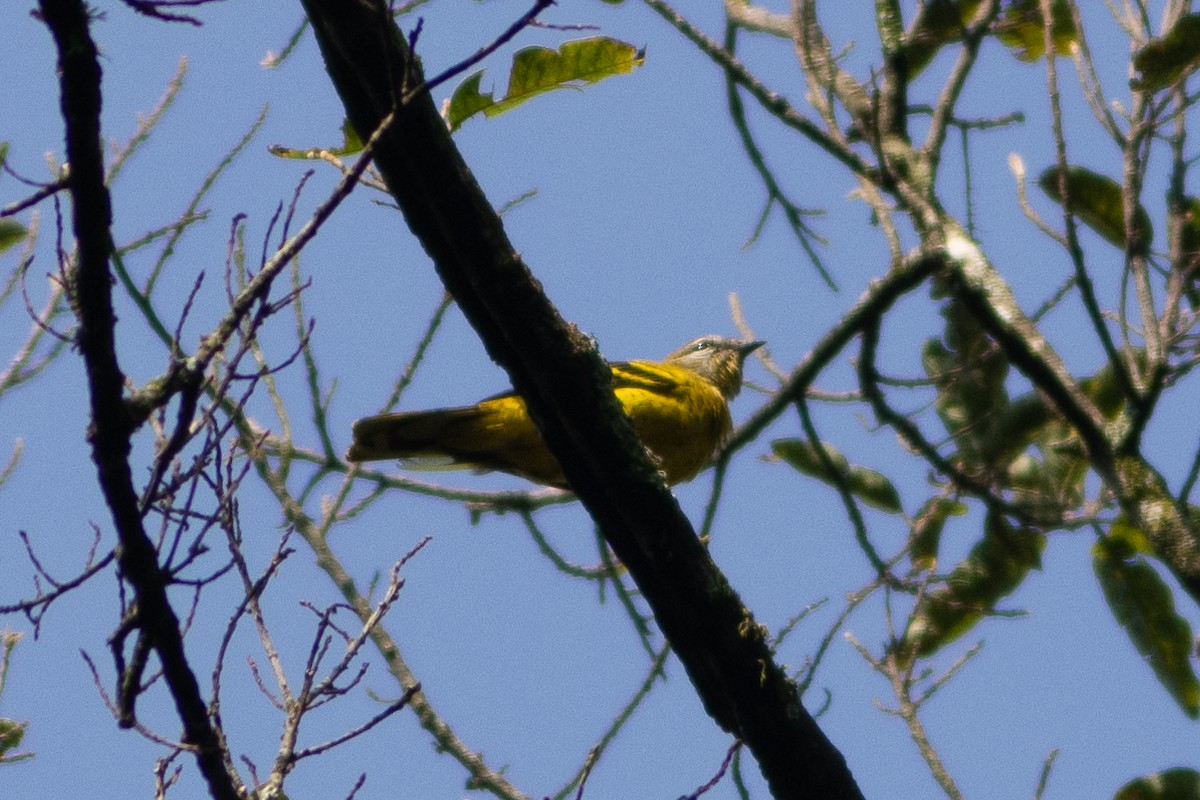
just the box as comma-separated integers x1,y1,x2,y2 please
446,361,685,401
609,360,688,393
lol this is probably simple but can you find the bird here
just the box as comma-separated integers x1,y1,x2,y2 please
345,335,763,488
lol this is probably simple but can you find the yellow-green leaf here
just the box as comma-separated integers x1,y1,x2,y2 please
1133,14,1200,91
909,497,968,569
903,512,1045,658
1094,529,1200,718
772,438,850,478
979,393,1052,467
1038,165,1153,254
0,717,26,756
1081,360,1129,419
995,0,1078,61
905,0,985,78
924,299,1010,465
0,219,26,256
772,439,903,514
268,118,363,160
1178,196,1200,256
1115,769,1200,800
446,37,645,132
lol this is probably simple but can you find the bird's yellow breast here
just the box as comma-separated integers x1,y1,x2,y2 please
612,361,733,484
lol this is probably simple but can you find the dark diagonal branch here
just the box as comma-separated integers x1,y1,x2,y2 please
298,1,864,797
36,3,239,798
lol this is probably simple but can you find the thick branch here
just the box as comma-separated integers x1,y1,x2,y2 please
297,1,863,797
37,3,239,798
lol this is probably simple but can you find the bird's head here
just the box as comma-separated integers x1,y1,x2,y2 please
664,335,764,398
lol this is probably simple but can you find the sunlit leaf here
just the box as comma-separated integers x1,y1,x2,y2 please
1094,522,1200,718
0,219,27,256
771,439,903,514
268,118,364,160
1038,165,1153,254
905,0,985,77
995,0,1078,61
0,717,26,756
446,37,645,132
445,72,494,132
1133,14,1200,91
903,512,1045,658
1115,768,1200,800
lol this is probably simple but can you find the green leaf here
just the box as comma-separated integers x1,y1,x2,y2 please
446,37,645,132
904,0,985,78
1115,769,1200,800
978,392,1052,467
1133,14,1200,91
0,141,9,171
445,72,494,132
995,0,1078,62
0,632,30,764
909,497,968,568
924,299,1010,465
0,219,26,256
0,718,26,757
1178,196,1200,257
903,512,1045,658
852,469,904,514
772,439,903,514
1038,165,1154,254
1080,360,1129,419
1094,524,1200,718
268,118,364,160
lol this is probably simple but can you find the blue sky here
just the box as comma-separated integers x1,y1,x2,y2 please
3,1,1199,799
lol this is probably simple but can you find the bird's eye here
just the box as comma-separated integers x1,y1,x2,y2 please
694,341,710,351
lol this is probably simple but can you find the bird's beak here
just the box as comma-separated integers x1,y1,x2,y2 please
739,340,765,357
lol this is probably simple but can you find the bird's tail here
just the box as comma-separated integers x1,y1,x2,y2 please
345,407,483,462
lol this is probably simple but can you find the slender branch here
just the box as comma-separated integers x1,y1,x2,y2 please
795,396,887,573
125,101,400,428
0,177,69,218
922,1,1000,174
723,20,832,287
1034,748,1060,800
551,645,671,800
725,0,792,37
729,251,941,452
1038,0,1139,412
644,0,876,181
409,0,553,100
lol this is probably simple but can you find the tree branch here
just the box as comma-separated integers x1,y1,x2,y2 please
36,2,239,798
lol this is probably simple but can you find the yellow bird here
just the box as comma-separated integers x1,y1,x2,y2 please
346,335,763,488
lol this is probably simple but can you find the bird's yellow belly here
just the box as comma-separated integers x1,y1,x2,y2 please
618,383,732,484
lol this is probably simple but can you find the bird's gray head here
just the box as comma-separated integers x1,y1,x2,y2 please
664,335,764,398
